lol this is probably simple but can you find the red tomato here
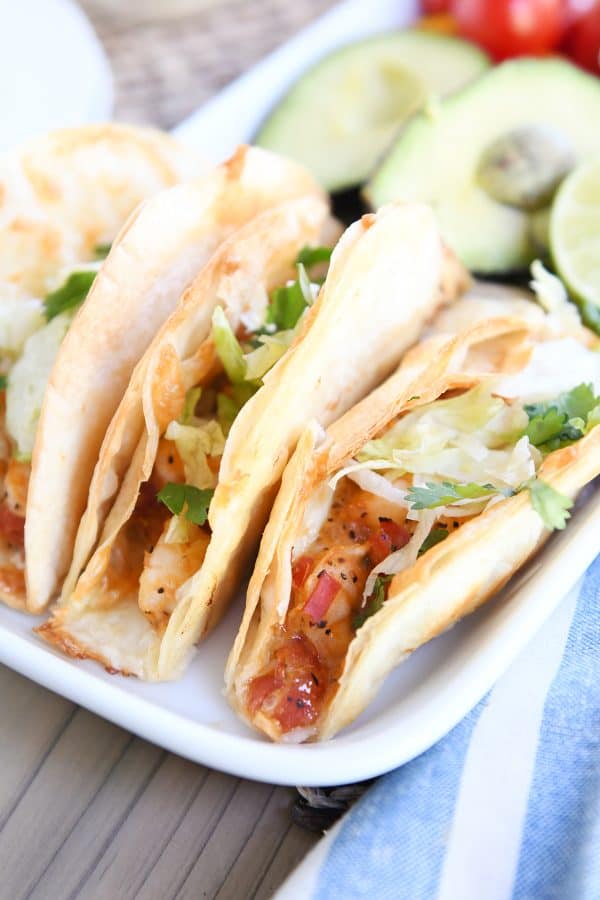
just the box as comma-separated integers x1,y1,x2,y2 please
562,2,600,73
452,0,567,59
292,555,313,589
421,0,452,12
0,503,25,546
303,571,340,620
369,519,410,565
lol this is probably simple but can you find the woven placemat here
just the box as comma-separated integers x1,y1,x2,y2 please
81,0,337,129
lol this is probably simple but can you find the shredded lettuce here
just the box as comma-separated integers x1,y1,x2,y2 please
244,328,296,382
216,392,240,436
5,311,74,458
180,386,202,425
529,260,582,335
0,295,45,358
495,339,600,404
211,306,247,384
356,384,534,492
163,514,197,544
165,417,225,490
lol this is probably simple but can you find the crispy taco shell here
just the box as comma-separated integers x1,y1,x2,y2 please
40,202,468,678
226,310,600,741
18,141,324,612
1,123,203,611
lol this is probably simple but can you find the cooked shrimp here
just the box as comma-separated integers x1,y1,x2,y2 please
139,518,210,632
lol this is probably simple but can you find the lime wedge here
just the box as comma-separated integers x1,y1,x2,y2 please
550,159,600,309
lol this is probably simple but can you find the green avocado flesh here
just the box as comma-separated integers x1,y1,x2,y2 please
255,31,489,192
367,58,600,274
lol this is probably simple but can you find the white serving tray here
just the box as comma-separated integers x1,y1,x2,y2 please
1,0,598,786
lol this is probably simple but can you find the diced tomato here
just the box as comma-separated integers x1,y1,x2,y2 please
369,519,410,565
292,555,313,588
303,571,340,620
0,503,25,546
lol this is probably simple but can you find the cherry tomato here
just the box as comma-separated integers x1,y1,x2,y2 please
452,0,567,59
421,0,452,12
562,2,600,73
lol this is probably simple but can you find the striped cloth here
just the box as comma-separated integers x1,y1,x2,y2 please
276,555,599,900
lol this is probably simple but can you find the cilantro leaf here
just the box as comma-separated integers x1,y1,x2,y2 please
407,480,509,510
525,409,584,451
418,526,449,557
94,243,112,259
525,383,600,452
353,575,392,630
526,478,572,531
525,383,598,422
266,263,314,331
44,270,97,321
0,375,6,390
156,483,214,526
296,245,332,268
211,306,247,384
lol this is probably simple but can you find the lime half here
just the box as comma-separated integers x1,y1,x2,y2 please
550,159,600,309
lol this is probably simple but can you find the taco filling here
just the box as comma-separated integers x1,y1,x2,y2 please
245,339,600,738
0,261,103,604
81,250,330,637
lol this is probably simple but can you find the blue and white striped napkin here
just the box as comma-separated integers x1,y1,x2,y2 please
277,555,599,900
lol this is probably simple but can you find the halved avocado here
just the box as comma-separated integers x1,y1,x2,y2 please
255,31,489,192
366,58,600,274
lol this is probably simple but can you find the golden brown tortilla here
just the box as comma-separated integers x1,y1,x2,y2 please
226,310,600,741
22,141,325,612
0,123,204,612
40,202,468,678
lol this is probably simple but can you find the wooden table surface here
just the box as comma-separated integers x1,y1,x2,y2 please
1,2,339,897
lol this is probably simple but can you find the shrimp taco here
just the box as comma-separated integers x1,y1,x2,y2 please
0,128,322,612
226,289,599,742
39,201,468,679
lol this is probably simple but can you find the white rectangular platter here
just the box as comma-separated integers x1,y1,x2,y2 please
1,0,598,786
